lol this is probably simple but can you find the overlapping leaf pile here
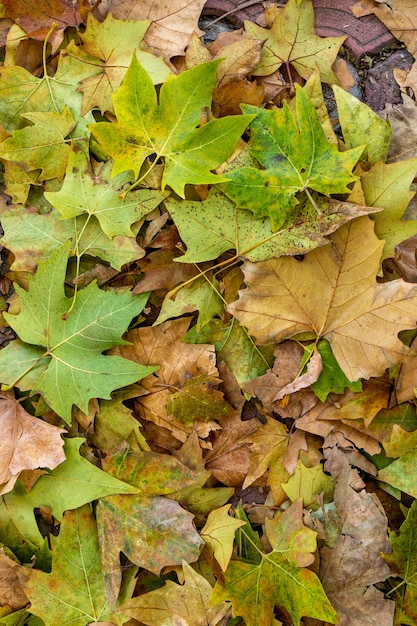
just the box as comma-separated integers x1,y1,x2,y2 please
0,0,417,624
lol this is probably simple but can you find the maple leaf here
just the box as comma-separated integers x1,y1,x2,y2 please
89,56,255,197
282,460,334,510
183,316,274,387
0,206,145,272
378,426,417,497
168,188,377,262
245,0,345,83
100,0,207,60
1,0,82,50
383,500,417,622
228,216,417,381
97,443,205,607
74,13,170,115
360,158,417,259
221,87,364,230
20,505,123,626
201,504,245,572
211,500,337,625
0,43,99,132
240,415,289,506
319,451,394,625
0,391,65,495
0,108,76,181
167,373,234,426
333,86,392,164
44,149,167,238
0,438,136,549
120,561,229,626
0,243,157,421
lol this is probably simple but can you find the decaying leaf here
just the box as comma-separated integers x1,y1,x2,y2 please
228,217,417,381
0,391,65,495
120,561,229,626
20,505,119,626
201,504,245,572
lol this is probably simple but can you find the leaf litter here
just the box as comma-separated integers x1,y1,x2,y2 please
0,0,417,624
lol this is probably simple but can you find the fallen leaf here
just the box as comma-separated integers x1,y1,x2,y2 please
240,415,289,506
319,450,395,625
228,217,417,381
221,87,364,230
74,13,170,115
97,0,207,60
214,38,263,86
378,426,417,497
205,413,260,486
90,56,254,197
0,243,156,421
168,188,378,263
383,499,417,622
0,438,136,548
20,505,119,626
281,460,334,510
0,108,76,181
211,499,337,625
360,158,417,260
212,79,264,117
201,504,245,571
334,85,392,164
0,391,65,496
120,561,229,626
111,318,220,441
245,0,345,83
0,549,29,610
0,205,145,272
2,0,82,50
44,148,167,238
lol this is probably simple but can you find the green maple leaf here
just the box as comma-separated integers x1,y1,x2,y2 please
21,504,124,626
0,438,136,548
0,243,157,421
97,443,205,607
168,187,377,261
211,500,336,625
0,42,100,132
0,108,76,181
221,87,364,230
383,500,417,622
245,0,344,83
75,13,170,115
0,206,145,272
44,148,167,238
89,56,255,197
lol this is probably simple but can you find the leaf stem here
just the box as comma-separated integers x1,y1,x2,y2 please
42,23,59,112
